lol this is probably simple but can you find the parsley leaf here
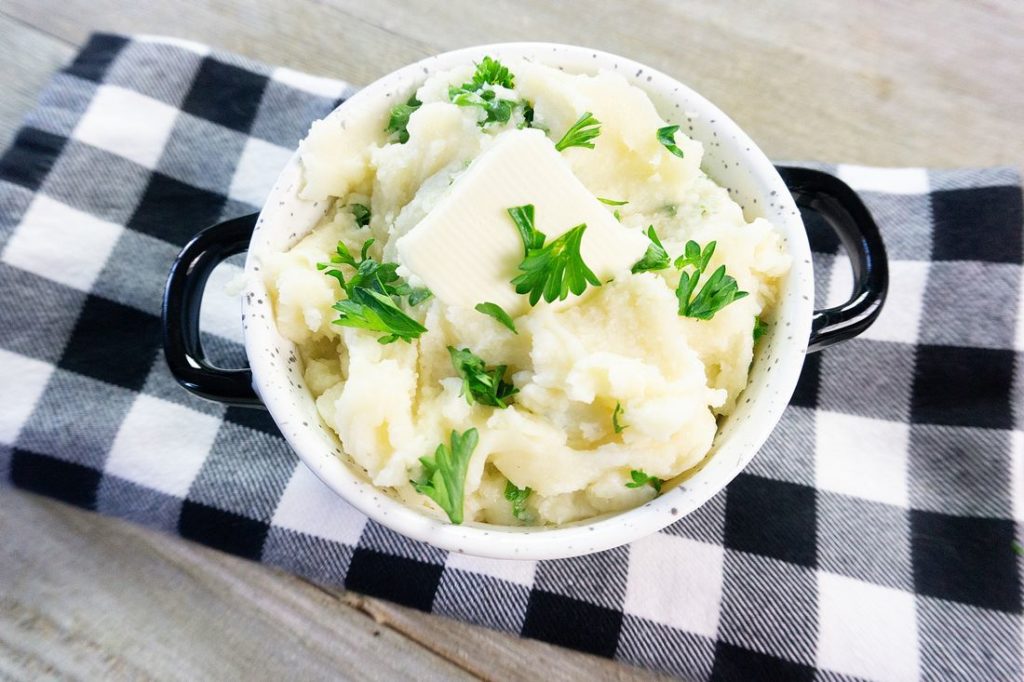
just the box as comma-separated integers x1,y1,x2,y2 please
411,428,479,524
448,346,518,408
504,481,532,522
555,112,601,152
597,197,628,206
625,469,662,493
656,124,685,158
512,223,601,305
507,204,546,256
475,302,518,334
612,401,628,434
408,287,433,306
753,316,767,342
674,240,748,320
448,56,521,127
631,226,671,273
1014,540,1023,556
386,95,422,144
351,203,371,228
319,240,428,343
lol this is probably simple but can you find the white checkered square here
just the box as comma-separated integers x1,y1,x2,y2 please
445,552,537,588
837,164,929,195
0,349,54,445
228,136,294,207
105,394,221,497
199,262,245,344
862,260,930,344
816,411,910,507
72,85,178,169
817,572,920,682
2,195,123,292
624,532,724,638
271,463,367,546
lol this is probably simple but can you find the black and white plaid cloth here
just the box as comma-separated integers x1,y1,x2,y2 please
1,34,1021,681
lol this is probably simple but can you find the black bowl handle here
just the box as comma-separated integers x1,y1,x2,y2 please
776,166,888,352
162,212,264,407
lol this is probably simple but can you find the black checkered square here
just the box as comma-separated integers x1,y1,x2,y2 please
181,57,269,134
911,344,1015,429
931,185,1023,264
58,294,162,391
724,473,817,568
127,171,228,246
0,127,68,192
910,510,1021,613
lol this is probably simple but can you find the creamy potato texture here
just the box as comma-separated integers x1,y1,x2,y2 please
263,60,791,526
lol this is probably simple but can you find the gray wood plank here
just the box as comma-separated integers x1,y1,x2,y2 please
0,488,478,681
0,15,74,150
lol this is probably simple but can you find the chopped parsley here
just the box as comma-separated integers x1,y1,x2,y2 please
386,95,422,143
319,240,428,344
597,197,628,206
448,346,518,408
625,469,662,493
449,56,522,127
612,401,628,434
411,428,478,524
1014,540,1023,556
474,302,518,333
507,204,601,305
554,111,601,152
351,203,371,228
507,204,545,256
674,240,748,320
504,481,532,522
631,226,671,273
753,316,767,342
656,124,685,158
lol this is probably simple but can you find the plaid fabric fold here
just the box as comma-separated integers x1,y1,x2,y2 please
1,33,1021,681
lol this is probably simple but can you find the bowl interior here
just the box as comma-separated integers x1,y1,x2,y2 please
242,43,814,560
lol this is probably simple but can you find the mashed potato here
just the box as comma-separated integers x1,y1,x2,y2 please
263,59,790,526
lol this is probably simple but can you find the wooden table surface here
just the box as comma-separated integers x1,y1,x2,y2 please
1,1,1021,679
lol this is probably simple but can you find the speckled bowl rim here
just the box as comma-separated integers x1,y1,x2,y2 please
242,43,814,560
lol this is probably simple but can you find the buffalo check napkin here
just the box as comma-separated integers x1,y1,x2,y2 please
1,34,1022,681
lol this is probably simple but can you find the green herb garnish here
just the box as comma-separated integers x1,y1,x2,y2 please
351,203,371,228
448,346,518,408
504,481,532,522
386,95,422,143
753,316,767,342
555,112,601,152
612,402,628,434
674,240,748,320
411,428,479,524
512,224,601,305
507,204,545,256
597,197,628,206
656,125,685,158
506,204,601,305
631,226,671,273
626,469,662,493
1013,540,1023,556
449,56,521,127
408,287,433,306
319,240,428,343
474,302,518,334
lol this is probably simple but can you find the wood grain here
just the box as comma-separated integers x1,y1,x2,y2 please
1,1,1021,679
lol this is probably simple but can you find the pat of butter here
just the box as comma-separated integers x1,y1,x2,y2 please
395,129,650,315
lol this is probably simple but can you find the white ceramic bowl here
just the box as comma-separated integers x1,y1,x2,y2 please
166,43,885,560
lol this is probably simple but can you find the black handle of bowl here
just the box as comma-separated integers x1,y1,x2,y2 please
775,165,888,352
162,212,265,407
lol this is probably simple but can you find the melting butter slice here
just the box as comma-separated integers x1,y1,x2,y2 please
396,128,650,315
